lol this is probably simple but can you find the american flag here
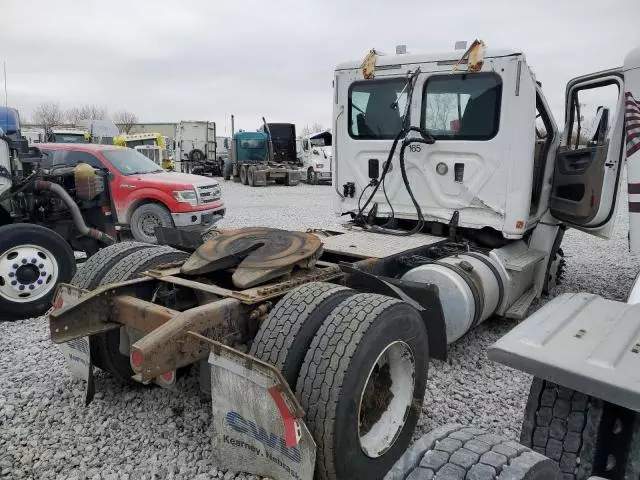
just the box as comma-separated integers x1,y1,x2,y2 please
627,91,640,157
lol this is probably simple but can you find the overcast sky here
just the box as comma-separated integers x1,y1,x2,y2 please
3,0,638,133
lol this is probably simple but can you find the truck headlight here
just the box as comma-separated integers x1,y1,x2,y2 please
173,189,198,206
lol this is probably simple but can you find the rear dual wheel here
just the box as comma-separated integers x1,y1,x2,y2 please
251,285,429,480
520,378,640,479
240,165,249,185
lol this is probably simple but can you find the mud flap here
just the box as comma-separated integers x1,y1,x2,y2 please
207,339,316,480
58,336,95,406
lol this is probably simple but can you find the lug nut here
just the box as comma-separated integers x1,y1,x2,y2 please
12,264,18,269
29,285,35,290
21,259,27,264
18,285,24,291
38,264,44,269
41,272,46,277
37,280,43,285
31,258,37,264
11,280,17,286
8,272,14,277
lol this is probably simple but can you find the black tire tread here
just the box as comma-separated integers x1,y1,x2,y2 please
91,246,188,381
249,282,353,387
397,425,561,480
70,242,152,290
296,293,408,480
520,378,601,479
100,245,187,285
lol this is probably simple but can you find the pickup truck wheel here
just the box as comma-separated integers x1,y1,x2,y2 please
0,223,76,320
90,246,189,382
249,282,354,388
240,165,249,185
520,378,636,479
130,203,174,244
296,293,429,480
386,424,562,480
70,242,153,290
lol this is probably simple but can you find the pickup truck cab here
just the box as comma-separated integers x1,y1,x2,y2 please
38,143,225,243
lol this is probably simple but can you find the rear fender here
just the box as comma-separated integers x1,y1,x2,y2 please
342,264,447,360
489,293,640,413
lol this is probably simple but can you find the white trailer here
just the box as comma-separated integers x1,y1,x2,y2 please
174,120,217,174
46,41,639,480
297,130,332,184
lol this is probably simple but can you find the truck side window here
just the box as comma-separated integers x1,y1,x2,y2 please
39,150,104,170
421,73,502,140
348,78,408,139
566,83,619,150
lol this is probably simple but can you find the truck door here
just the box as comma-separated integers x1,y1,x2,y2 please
549,69,625,237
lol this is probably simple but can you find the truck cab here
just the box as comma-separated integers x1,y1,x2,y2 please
297,130,332,184
333,45,625,242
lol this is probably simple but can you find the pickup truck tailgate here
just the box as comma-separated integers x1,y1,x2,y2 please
488,293,640,413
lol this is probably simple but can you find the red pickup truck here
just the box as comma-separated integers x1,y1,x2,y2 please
38,143,225,243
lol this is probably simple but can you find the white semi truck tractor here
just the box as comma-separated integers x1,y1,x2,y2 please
48,42,638,480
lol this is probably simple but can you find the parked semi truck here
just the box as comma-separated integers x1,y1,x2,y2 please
224,116,301,186
47,41,638,480
297,129,332,184
174,120,222,175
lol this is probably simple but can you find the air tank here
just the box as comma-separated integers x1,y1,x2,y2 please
401,253,504,344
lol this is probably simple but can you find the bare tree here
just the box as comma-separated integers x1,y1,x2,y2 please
31,102,65,130
424,95,457,130
65,104,107,124
112,110,139,134
301,123,324,136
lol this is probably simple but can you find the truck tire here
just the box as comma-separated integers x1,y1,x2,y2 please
385,424,562,480
130,202,175,244
90,246,189,382
625,414,640,478
520,378,636,479
296,293,429,480
240,165,249,185
70,242,153,290
0,223,76,320
247,166,257,187
307,168,317,185
249,282,354,388
188,149,205,162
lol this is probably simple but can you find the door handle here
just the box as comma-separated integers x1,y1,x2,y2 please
121,184,136,189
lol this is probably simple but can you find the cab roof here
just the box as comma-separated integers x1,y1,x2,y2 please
335,48,522,71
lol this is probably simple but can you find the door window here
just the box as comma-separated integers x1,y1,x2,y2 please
421,73,502,140
566,83,619,150
348,78,408,139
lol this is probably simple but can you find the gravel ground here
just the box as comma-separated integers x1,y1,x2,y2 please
1,180,637,479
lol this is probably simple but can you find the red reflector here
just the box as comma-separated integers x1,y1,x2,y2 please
131,349,143,368
161,370,175,382
591,194,596,207
53,297,64,310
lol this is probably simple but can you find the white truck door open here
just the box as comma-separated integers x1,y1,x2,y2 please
549,69,626,238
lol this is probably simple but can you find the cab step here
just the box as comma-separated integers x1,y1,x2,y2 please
503,249,546,272
505,287,537,320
